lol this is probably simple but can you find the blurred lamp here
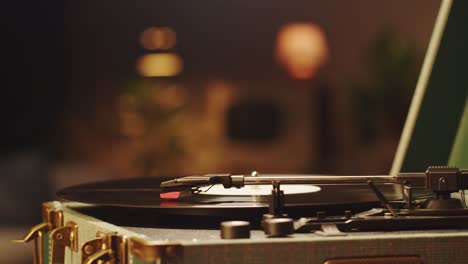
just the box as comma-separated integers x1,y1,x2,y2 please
275,23,329,80
140,27,177,50
136,53,183,77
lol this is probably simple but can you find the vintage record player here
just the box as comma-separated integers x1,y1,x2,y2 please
17,168,468,264
17,0,468,263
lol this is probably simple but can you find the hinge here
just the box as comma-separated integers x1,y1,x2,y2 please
129,237,182,263
14,204,64,264
51,221,79,264
81,232,127,264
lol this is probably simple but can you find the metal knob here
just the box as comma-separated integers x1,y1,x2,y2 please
263,218,294,237
220,221,250,239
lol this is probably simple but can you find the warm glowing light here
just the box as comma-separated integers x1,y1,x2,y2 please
136,53,183,77
140,27,177,50
275,23,329,80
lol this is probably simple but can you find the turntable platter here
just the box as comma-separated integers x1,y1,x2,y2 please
57,176,396,217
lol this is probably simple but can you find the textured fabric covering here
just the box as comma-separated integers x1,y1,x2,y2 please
42,202,468,264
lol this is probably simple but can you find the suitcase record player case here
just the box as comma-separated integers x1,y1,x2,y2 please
17,0,468,263
20,199,468,264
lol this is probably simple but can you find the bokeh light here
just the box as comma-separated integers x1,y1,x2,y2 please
140,27,177,50
136,53,183,77
275,23,329,80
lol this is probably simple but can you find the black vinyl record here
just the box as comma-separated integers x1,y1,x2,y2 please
57,176,398,218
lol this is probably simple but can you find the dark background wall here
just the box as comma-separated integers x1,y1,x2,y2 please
0,1,442,262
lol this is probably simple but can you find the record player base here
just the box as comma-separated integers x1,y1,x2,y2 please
32,201,468,264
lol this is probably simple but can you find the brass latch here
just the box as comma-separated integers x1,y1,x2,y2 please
14,222,50,264
51,221,79,264
14,206,64,264
81,232,127,264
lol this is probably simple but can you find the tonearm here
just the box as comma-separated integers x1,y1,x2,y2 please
161,166,467,193
161,167,468,233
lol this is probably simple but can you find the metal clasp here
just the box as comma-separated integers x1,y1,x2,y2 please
81,232,127,264
13,222,50,264
14,205,64,264
51,221,78,264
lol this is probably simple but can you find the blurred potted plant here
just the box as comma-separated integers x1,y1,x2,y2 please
119,78,186,176
350,28,420,144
